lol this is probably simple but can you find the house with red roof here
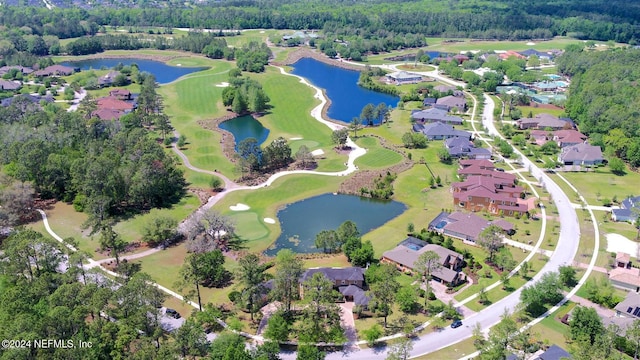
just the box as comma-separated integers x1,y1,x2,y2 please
451,175,527,216
553,129,587,148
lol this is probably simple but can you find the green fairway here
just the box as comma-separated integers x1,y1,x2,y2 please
354,136,404,169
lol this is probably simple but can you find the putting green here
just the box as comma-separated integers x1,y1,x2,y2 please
227,211,270,241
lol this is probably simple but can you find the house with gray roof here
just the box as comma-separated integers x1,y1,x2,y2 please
299,267,370,307
386,71,422,85
435,95,467,112
0,79,21,91
536,345,572,360
558,143,603,166
411,107,463,125
434,84,457,94
615,291,640,319
445,136,492,160
612,196,640,223
517,113,572,130
518,49,553,60
381,237,466,286
413,121,471,140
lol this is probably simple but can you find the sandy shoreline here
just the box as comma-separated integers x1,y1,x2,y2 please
272,48,364,72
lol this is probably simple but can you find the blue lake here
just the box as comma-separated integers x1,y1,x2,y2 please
290,57,399,124
60,58,207,84
264,193,407,256
219,115,270,149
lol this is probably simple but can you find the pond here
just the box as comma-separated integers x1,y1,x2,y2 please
60,58,207,84
264,193,407,256
218,115,270,149
290,58,399,124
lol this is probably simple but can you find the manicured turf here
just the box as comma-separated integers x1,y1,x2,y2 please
560,168,640,205
354,136,404,169
517,106,566,118
396,64,435,72
413,337,477,360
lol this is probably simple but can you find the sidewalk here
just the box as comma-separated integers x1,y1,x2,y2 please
569,293,616,318
503,238,553,257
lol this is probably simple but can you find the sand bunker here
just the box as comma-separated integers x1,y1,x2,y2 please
264,218,276,224
311,149,325,156
230,203,250,211
606,233,638,257
290,137,303,140
526,42,536,46
215,82,230,87
176,63,182,67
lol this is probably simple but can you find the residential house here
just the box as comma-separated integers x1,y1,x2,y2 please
33,65,75,77
529,130,552,146
518,49,553,61
452,54,469,64
553,130,587,148
497,50,526,60
558,143,604,166
612,196,640,223
615,292,640,318
445,137,492,160
109,89,132,100
0,94,53,107
381,237,466,286
459,159,495,170
517,113,572,130
435,95,467,112
413,122,470,140
0,65,33,75
91,108,126,121
428,211,514,244
535,345,572,360
299,267,370,307
451,175,528,216
386,71,422,85
457,162,516,182
91,96,136,120
616,252,632,269
98,71,121,87
411,108,463,125
422,97,437,107
434,84,457,94
609,266,640,292
0,79,21,91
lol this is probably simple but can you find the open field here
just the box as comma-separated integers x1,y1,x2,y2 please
414,336,477,360
560,168,640,206
517,105,566,118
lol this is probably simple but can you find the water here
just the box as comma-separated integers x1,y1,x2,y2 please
264,193,407,256
218,115,270,149
290,58,399,124
60,58,207,84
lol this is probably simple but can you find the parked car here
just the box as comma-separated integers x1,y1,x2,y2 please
165,308,181,319
451,320,463,328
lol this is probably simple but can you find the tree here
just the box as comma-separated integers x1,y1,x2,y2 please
350,240,374,267
527,55,540,69
300,272,341,343
520,271,563,315
477,225,504,263
177,250,227,311
237,253,269,321
386,337,413,360
99,224,127,265
177,134,187,148
210,332,246,360
396,285,419,313
185,209,238,252
295,145,314,169
265,310,290,342
360,103,376,125
414,250,441,310
315,229,338,253
479,309,518,359
570,306,604,345
494,247,516,272
297,344,325,360
437,146,452,164
263,137,292,170
559,265,578,287
142,214,178,247
0,180,35,226
272,249,303,313
331,128,348,149
362,324,383,347
609,157,626,175
349,117,362,138
626,319,640,360
368,265,400,328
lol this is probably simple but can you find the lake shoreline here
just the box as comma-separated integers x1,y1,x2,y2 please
272,48,364,72
53,50,209,66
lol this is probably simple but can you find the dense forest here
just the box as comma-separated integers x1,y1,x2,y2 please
0,0,639,45
557,47,640,167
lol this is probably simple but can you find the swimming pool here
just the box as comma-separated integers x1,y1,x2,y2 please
405,243,423,251
435,221,448,229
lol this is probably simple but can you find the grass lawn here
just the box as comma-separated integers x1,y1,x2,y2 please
354,301,444,336
517,105,566,118
354,136,404,169
413,336,477,360
396,64,435,72
424,36,600,53
560,168,640,206
529,301,574,350
113,194,201,243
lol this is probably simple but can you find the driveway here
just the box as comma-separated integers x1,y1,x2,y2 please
339,303,358,347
